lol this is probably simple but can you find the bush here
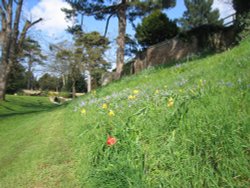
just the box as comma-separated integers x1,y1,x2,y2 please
59,92,72,98
236,11,250,41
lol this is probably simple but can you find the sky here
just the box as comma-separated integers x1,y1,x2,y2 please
25,0,235,37
23,0,235,74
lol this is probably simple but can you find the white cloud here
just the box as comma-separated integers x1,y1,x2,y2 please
30,0,72,36
212,0,235,19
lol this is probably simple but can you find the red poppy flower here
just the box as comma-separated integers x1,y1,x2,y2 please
107,136,117,146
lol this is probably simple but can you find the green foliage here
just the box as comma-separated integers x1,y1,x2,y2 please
233,0,250,15
135,10,178,48
58,91,72,98
38,73,61,91
22,37,46,63
236,11,250,41
6,62,26,94
179,0,223,30
74,31,110,90
64,0,176,24
63,0,176,77
75,31,110,74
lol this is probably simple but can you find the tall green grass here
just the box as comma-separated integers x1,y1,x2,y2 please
65,38,250,187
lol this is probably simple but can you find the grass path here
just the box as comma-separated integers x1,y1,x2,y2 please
0,98,78,187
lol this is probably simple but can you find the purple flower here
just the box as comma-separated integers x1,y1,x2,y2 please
79,101,85,107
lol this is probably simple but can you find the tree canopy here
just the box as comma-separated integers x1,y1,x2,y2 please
179,0,222,30
0,0,42,100
233,0,250,15
135,10,178,48
63,0,176,79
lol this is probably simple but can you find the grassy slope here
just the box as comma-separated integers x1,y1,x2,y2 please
0,38,249,187
65,38,250,187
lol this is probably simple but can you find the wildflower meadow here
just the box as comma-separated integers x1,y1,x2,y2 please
63,38,250,187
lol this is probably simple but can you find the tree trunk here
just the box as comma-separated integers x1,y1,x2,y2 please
115,2,127,80
0,0,41,101
87,70,91,93
0,63,10,100
27,60,32,90
72,78,76,99
62,75,66,87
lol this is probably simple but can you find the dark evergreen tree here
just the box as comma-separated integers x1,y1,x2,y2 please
233,0,250,15
233,0,250,41
38,73,61,91
6,62,26,94
135,10,178,48
179,0,223,30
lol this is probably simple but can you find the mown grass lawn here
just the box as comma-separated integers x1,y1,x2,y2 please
0,96,78,187
0,38,249,187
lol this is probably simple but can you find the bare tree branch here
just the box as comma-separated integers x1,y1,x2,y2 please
18,18,43,50
13,0,23,40
6,0,13,30
2,0,8,10
104,13,114,37
0,5,7,31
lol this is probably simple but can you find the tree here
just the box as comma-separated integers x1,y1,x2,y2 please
0,0,42,100
6,61,26,94
74,31,110,92
63,0,175,79
179,0,223,30
232,0,250,41
22,37,46,90
135,10,178,48
48,41,71,91
38,73,60,91
56,49,78,98
232,0,250,16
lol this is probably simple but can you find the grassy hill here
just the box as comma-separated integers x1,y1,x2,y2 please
0,38,249,187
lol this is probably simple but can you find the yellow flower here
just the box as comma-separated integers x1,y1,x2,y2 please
81,108,86,115
179,89,183,93
155,89,159,94
133,89,139,95
167,97,174,107
108,110,115,117
128,95,136,100
92,90,96,95
164,85,167,89
102,103,108,109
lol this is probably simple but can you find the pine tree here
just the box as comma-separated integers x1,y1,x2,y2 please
22,37,46,90
63,0,175,79
135,10,178,48
179,0,223,30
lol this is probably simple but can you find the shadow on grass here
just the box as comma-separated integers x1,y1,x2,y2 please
0,102,70,118
153,50,216,71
